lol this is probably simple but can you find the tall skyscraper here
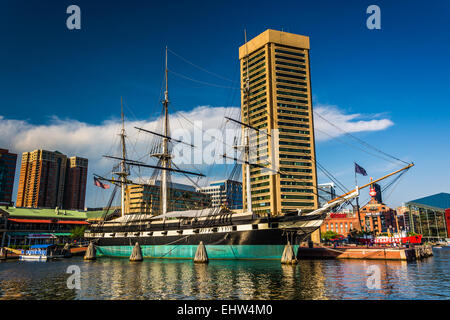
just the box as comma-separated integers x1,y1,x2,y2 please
16,150,88,209
0,149,17,205
239,29,318,216
64,156,88,210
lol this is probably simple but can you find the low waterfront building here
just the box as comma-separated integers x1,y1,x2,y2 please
320,212,360,237
0,206,103,246
446,209,450,239
359,199,399,234
0,149,17,206
358,184,401,234
396,204,411,233
0,210,6,246
196,180,243,209
404,192,450,241
125,181,211,215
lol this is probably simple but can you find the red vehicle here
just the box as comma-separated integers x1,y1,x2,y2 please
330,235,345,241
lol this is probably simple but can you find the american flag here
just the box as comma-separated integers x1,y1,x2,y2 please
94,177,110,189
354,163,368,176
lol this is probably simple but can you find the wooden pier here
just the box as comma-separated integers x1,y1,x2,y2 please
297,244,433,262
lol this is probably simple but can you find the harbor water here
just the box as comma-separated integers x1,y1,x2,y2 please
0,247,449,300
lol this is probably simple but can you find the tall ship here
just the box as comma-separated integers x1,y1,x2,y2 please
85,30,413,259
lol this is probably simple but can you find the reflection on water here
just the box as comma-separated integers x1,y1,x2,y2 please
0,248,449,300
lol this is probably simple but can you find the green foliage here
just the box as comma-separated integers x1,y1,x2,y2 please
8,245,30,250
70,226,86,239
321,231,340,241
408,231,419,236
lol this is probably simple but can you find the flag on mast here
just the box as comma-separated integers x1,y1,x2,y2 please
354,163,368,176
94,177,110,189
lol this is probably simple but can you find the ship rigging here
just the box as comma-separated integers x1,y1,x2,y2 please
87,37,414,260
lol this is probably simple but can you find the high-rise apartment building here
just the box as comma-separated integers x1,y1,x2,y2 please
0,149,17,205
16,150,88,210
239,29,319,216
64,157,88,210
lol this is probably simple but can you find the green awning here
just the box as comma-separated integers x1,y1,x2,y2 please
6,232,72,237
6,232,33,236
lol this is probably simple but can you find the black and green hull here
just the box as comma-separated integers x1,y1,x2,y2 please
92,222,320,260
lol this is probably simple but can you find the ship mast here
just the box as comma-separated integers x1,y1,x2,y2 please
161,46,171,220
99,54,202,219
119,97,128,217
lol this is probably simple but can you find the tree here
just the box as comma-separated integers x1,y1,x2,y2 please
70,226,86,240
321,231,340,241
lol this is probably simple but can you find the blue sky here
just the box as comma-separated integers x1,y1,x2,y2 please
1,0,449,208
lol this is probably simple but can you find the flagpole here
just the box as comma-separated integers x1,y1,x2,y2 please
354,162,363,232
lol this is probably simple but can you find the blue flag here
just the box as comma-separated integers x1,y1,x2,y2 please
355,163,367,176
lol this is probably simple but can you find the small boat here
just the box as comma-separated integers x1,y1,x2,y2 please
19,244,65,262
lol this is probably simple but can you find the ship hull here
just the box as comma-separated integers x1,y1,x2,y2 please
97,244,297,260
91,222,321,260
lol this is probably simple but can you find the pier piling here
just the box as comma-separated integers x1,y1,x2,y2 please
63,243,72,258
281,241,298,265
194,241,209,263
84,242,96,260
129,242,143,262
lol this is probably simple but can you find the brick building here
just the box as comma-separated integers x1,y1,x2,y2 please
321,212,360,237
359,185,401,234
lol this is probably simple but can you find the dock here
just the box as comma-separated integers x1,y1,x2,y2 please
297,244,433,261
70,246,87,256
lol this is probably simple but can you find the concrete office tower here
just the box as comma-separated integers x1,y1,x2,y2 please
196,180,243,209
239,29,319,217
318,182,336,207
0,149,18,205
64,156,88,210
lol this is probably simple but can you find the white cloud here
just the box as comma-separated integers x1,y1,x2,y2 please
313,104,394,141
0,104,393,207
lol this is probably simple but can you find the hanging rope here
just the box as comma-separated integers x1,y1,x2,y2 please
313,110,409,165
168,48,235,83
169,70,240,89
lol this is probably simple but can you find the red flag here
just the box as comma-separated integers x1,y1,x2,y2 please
94,177,110,189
